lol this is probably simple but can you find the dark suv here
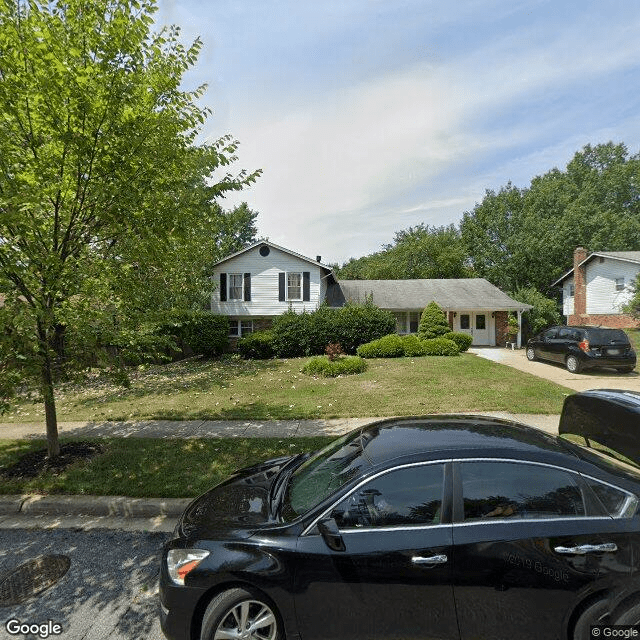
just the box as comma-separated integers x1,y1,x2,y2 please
526,326,636,373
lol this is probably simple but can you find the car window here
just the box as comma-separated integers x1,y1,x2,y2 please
542,328,558,340
331,464,444,529
584,328,630,345
558,327,578,340
461,461,585,521
582,477,638,518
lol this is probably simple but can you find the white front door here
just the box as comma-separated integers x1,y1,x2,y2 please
457,311,491,346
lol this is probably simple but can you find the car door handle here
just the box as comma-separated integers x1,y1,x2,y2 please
554,543,617,555
412,554,448,566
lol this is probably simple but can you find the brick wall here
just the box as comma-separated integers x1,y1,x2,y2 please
448,311,454,329
494,311,509,347
568,314,640,329
573,246,588,316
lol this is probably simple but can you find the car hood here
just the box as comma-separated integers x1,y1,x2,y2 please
177,455,297,540
559,389,640,464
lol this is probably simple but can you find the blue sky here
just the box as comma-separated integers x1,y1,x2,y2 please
156,0,640,265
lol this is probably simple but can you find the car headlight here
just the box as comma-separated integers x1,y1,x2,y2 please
166,549,210,586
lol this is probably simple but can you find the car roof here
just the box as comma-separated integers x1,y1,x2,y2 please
358,416,575,466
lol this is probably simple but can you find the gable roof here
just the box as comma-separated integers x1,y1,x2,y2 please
552,251,640,286
212,241,334,271
326,278,531,311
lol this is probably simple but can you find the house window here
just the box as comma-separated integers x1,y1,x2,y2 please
569,284,575,297
460,314,470,330
393,313,406,333
615,278,625,291
287,273,302,300
229,319,253,337
228,274,243,300
409,312,420,333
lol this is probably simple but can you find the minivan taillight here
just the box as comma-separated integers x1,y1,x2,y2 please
579,340,590,352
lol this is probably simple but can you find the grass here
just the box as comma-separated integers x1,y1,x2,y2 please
0,436,334,497
625,329,640,363
2,353,572,424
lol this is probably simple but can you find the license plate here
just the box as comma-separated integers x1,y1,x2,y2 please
607,349,621,355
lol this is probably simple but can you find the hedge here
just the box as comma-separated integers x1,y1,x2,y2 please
270,302,395,358
356,334,405,358
418,302,451,339
302,355,368,377
443,332,473,352
422,337,459,356
237,331,275,359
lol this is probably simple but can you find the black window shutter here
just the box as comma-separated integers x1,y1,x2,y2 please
278,273,285,301
220,273,227,301
303,272,310,301
244,273,251,301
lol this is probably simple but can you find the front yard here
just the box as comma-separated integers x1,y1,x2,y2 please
3,353,572,424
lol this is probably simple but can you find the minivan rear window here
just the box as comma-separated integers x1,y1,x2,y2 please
585,329,630,345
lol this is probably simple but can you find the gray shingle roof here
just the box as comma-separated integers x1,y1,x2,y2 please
326,278,531,311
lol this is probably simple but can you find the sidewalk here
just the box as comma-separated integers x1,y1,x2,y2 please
0,412,561,532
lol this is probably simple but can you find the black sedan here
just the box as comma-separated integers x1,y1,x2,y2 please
526,325,636,373
160,392,640,640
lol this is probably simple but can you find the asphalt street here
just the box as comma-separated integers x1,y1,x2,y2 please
0,528,170,640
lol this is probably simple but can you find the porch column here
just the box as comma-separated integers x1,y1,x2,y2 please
517,310,522,348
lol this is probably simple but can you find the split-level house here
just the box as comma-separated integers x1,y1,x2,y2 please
211,241,531,347
552,247,640,328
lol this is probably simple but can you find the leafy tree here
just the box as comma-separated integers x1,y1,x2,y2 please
510,287,562,339
336,224,471,280
461,142,640,294
0,0,259,456
418,302,451,339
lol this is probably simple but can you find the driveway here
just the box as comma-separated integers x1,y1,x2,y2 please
470,347,640,392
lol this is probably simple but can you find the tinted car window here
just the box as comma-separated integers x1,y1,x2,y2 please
584,328,630,345
332,464,443,529
542,328,558,340
584,477,638,518
461,461,585,521
558,327,580,340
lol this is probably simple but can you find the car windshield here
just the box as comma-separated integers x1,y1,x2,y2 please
281,430,371,521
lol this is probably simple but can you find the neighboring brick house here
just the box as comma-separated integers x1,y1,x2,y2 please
552,247,640,328
211,241,531,346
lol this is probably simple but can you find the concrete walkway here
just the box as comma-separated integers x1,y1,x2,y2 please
470,347,640,392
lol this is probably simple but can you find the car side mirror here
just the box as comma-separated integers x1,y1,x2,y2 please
318,517,345,552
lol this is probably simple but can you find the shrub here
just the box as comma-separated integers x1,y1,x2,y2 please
302,355,368,377
271,302,395,357
325,342,345,361
444,332,473,352
402,334,428,357
422,337,460,356
357,334,405,358
237,331,275,359
418,302,451,339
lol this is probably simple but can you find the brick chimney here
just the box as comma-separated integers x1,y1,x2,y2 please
573,246,588,317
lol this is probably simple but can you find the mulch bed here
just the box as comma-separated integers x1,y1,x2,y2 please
0,442,104,479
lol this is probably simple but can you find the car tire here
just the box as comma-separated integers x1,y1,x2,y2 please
612,599,640,626
526,347,536,361
566,355,582,374
617,367,635,374
200,587,281,640
572,598,610,639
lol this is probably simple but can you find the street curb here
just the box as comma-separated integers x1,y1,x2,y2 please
0,494,191,518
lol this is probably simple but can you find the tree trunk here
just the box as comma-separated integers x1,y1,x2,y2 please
38,324,60,458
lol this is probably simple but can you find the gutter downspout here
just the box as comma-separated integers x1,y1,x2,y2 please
517,309,523,348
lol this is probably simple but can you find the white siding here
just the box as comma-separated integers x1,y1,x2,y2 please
563,276,575,316
585,258,639,314
211,246,326,316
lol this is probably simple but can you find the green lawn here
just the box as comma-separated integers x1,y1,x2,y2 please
0,436,334,497
3,353,572,424
626,329,640,363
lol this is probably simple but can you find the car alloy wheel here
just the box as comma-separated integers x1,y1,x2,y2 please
566,355,581,373
526,347,536,361
201,588,280,640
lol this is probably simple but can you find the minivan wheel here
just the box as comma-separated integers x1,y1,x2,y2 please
200,588,281,640
572,598,609,639
566,355,582,374
526,347,536,361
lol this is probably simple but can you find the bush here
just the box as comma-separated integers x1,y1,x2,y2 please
302,355,368,377
510,286,562,340
444,332,473,352
237,331,275,359
271,302,395,357
402,334,428,357
422,337,460,356
357,334,405,358
418,302,451,339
